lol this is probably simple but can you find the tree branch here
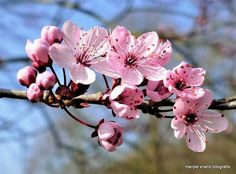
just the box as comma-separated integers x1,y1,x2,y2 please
0,88,236,118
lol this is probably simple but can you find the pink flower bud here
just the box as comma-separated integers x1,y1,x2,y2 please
96,120,123,152
146,80,171,102
27,83,43,102
41,26,63,45
25,39,50,66
36,71,57,90
17,66,36,87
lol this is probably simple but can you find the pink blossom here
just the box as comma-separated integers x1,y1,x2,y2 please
41,26,63,45
27,83,43,102
163,61,206,99
96,120,123,152
171,90,228,152
146,80,171,102
17,66,36,87
25,39,51,66
107,26,166,85
109,85,144,120
36,71,57,90
49,20,112,85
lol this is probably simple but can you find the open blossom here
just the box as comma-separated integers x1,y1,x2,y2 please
106,26,166,85
17,66,36,87
95,120,123,152
171,90,228,152
49,20,111,85
36,71,57,90
146,80,171,102
163,61,206,99
25,39,50,66
27,83,43,102
109,85,144,120
41,26,63,45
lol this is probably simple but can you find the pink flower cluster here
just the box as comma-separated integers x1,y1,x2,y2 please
17,20,228,152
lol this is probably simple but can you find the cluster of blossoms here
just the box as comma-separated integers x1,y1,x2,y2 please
17,20,228,152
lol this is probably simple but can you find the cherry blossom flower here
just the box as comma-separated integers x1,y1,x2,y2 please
25,39,51,66
49,20,112,85
146,80,171,102
41,26,63,45
93,120,123,152
17,66,36,87
171,90,228,152
163,61,206,99
107,26,166,85
27,83,43,102
36,71,57,90
109,85,144,120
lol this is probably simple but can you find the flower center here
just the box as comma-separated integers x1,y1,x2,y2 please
185,113,198,124
75,52,90,66
175,78,190,90
124,54,138,68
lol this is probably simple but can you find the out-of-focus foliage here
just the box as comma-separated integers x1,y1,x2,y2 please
0,0,235,174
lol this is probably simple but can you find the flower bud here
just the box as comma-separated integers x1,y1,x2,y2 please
41,26,63,45
17,66,36,87
27,83,43,102
92,120,123,152
36,71,57,90
25,39,51,67
146,80,171,102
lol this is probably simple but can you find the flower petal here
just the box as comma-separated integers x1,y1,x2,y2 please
185,127,206,152
69,63,96,84
49,43,75,68
98,123,115,139
120,67,143,85
171,118,186,139
109,85,126,101
134,32,158,57
200,111,228,133
137,64,166,81
99,140,116,152
111,101,139,119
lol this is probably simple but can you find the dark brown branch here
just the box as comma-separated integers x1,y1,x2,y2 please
0,88,236,118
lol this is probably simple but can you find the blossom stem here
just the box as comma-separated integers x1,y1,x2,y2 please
62,68,66,85
49,65,61,86
63,106,96,129
102,75,110,89
68,80,72,87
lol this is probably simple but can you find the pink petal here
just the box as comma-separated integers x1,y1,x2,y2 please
173,98,190,117
116,138,123,146
98,123,115,139
177,87,205,100
49,43,75,68
186,68,206,86
194,89,213,111
109,85,126,101
111,101,139,119
91,59,120,78
111,26,134,55
107,51,125,71
99,140,116,152
137,64,166,81
154,40,172,66
120,67,143,85
185,127,206,152
69,63,96,84
171,118,186,139
200,111,228,133
25,40,33,60
134,32,158,57
62,20,82,49
120,86,144,106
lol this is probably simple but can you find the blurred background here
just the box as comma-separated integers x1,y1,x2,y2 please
0,0,236,174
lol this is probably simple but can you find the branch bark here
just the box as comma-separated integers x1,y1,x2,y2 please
0,88,236,118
